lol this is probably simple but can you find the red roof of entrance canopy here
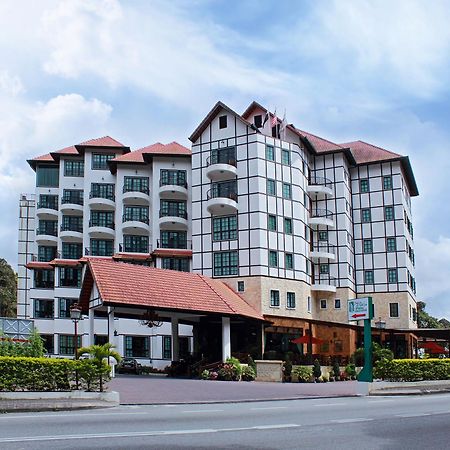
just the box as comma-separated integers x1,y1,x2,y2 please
79,258,264,321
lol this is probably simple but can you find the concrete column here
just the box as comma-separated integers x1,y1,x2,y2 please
88,308,95,347
108,307,115,347
171,317,179,362
222,317,231,362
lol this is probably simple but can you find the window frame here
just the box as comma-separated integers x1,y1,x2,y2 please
361,208,371,223
364,270,374,284
270,290,280,307
360,178,369,193
64,159,84,177
265,145,275,161
267,179,276,196
213,251,238,276
286,292,296,309
269,250,278,267
389,302,399,318
92,153,115,170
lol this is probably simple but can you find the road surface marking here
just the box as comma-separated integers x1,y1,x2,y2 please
0,424,301,443
182,409,223,413
313,403,346,407
396,413,431,418
250,406,288,410
0,411,149,420
367,400,394,403
331,418,373,423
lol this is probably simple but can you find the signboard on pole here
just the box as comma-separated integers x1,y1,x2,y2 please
348,297,372,321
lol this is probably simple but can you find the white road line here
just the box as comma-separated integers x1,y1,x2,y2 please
367,400,394,403
396,413,431,418
313,403,346,407
331,418,373,423
250,406,288,410
182,409,223,413
0,424,301,443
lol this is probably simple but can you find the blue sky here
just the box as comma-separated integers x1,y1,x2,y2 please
1,0,449,318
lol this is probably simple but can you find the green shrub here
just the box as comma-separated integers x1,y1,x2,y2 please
0,330,45,358
345,363,356,378
352,343,394,367
293,366,312,383
225,357,242,377
374,359,450,382
218,363,240,381
332,361,341,379
201,369,210,380
241,365,256,381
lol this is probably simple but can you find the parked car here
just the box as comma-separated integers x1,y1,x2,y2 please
117,357,142,374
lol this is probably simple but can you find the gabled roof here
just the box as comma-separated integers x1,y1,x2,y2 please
79,258,263,321
27,153,58,171
50,145,79,161
189,101,258,143
75,136,130,154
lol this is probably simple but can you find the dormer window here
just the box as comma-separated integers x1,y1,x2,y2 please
254,114,262,128
219,115,227,129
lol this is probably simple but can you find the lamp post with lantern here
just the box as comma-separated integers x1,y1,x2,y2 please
70,303,82,389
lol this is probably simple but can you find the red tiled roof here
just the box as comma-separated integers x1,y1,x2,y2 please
26,261,53,270
113,253,152,261
27,153,56,170
340,140,402,164
291,127,345,153
78,136,127,148
54,145,78,155
80,258,263,320
152,249,192,258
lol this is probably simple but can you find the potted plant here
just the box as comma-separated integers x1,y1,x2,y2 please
283,359,292,382
312,359,322,382
332,360,341,381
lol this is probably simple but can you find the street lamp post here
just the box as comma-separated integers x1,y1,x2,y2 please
70,303,82,389
375,317,386,345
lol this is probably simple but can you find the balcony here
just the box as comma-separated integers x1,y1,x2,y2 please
84,247,113,257
122,214,150,234
88,220,115,238
58,278,81,289
156,239,192,250
60,224,83,242
159,179,188,199
35,227,58,245
311,275,337,293
308,209,334,228
206,185,238,215
32,252,60,262
36,201,58,219
122,185,150,205
310,243,336,261
61,195,84,214
205,153,237,181
88,192,115,210
307,176,333,198
158,209,188,230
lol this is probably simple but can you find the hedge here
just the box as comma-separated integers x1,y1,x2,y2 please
374,358,450,382
0,357,110,392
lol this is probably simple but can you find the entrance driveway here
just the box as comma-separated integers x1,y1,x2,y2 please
109,375,358,404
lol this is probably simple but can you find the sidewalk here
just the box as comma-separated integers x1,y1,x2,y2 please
109,375,358,404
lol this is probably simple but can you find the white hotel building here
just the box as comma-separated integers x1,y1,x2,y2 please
18,101,419,362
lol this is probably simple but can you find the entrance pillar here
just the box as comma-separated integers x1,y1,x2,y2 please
88,307,94,346
222,317,231,362
171,317,179,361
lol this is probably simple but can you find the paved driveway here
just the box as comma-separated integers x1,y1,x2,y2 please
109,375,358,404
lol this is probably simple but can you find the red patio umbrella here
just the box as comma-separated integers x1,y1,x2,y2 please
291,335,324,345
419,342,448,354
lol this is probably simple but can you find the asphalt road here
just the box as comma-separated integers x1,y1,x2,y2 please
1,394,450,449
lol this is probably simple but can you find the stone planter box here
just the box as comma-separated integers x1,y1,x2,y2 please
255,360,283,382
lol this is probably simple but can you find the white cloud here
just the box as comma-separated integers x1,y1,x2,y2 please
0,70,25,96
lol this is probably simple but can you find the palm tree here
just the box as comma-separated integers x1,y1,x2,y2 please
77,343,121,392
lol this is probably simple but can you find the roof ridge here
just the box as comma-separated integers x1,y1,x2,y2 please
297,127,344,148
355,139,402,157
197,274,237,315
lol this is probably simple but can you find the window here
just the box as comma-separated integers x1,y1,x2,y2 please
124,206,149,223
34,299,54,318
37,219,58,236
284,218,293,234
334,299,341,309
58,298,78,318
91,183,115,200
62,189,83,205
385,206,394,220
363,239,373,253
270,290,280,307
318,231,328,241
361,208,371,222
268,215,277,231
162,336,172,359
124,336,149,358
211,180,237,199
413,307,417,322
267,179,276,195
38,246,57,262
389,303,399,318
286,292,296,309
269,250,278,267
64,159,84,177
161,257,189,272
266,145,275,161
34,269,54,289
307,296,311,313
46,247,70,275
285,253,293,270
320,299,327,309
160,169,187,187
92,153,115,170
94,335,108,346
388,268,398,283
160,231,187,249
38,194,58,210
210,147,236,166
319,264,329,274
90,239,114,256
282,183,291,199
61,215,83,232
386,237,396,252
160,200,186,219
360,179,369,193
36,165,59,187
124,235,149,253
59,335,81,356
237,281,245,292
364,270,374,284
383,175,392,190
212,215,238,241
59,267,82,288
213,251,238,276
41,335,54,354
219,115,227,129
90,210,114,228
123,176,149,194
254,114,262,128
306,259,310,275
281,149,291,165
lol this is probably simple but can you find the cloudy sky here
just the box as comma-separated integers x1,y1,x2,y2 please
1,0,449,318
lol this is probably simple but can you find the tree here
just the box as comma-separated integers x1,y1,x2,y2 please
0,258,17,317
77,343,121,392
417,301,444,328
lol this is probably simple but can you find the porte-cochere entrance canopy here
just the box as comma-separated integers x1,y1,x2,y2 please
79,258,264,362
